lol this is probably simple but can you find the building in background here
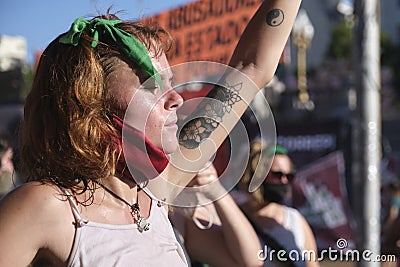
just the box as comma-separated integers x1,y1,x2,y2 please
0,35,27,72
0,35,26,145
0,35,27,104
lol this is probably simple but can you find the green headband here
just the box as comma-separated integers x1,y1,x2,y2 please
266,145,288,157
59,17,162,89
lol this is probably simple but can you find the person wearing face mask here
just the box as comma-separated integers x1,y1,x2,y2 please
261,145,294,205
235,138,319,267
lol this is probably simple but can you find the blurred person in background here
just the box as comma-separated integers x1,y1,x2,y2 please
235,138,319,267
382,179,400,231
381,179,400,267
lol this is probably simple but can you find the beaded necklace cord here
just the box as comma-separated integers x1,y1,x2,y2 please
94,181,150,232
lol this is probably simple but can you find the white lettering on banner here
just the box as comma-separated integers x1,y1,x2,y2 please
277,134,336,152
299,182,347,228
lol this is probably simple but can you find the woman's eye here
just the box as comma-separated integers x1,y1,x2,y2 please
142,78,159,90
143,84,159,90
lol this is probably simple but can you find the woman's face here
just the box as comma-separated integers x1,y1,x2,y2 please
108,51,183,155
266,154,293,184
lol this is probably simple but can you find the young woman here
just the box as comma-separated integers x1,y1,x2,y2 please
0,0,302,266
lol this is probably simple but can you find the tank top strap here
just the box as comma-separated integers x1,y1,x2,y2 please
59,187,88,227
284,206,306,249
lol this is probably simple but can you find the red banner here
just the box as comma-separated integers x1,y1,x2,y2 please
141,0,263,66
291,151,356,251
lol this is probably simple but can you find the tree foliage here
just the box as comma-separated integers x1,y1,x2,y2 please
325,19,400,96
325,20,353,60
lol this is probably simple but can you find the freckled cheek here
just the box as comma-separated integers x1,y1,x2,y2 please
144,121,160,136
144,115,164,143
126,100,155,129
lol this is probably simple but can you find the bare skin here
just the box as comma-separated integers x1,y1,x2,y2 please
0,0,303,265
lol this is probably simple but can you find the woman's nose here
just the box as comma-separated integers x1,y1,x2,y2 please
281,176,290,184
165,88,184,110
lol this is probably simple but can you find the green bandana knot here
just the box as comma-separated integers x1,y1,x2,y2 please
59,17,162,89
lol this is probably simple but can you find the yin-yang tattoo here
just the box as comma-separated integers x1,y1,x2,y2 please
266,9,284,27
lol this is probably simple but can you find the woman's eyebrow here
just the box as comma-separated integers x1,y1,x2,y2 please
160,73,174,83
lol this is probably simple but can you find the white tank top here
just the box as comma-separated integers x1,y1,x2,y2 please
261,206,306,267
64,191,188,267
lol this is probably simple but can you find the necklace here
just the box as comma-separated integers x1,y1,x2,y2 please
94,181,150,232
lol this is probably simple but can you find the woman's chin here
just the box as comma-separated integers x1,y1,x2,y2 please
162,142,179,155
160,133,179,155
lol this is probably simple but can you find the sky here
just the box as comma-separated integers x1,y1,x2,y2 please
0,0,196,64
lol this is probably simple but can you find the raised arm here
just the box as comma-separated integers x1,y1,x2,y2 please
178,0,302,150
149,0,302,202
229,0,302,88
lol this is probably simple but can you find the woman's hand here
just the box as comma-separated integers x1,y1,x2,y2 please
188,162,218,187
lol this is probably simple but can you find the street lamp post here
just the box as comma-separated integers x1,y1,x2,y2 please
353,0,381,266
292,9,315,110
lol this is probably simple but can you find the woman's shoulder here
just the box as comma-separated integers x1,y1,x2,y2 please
0,183,77,265
3,181,63,200
0,181,73,222
284,206,306,220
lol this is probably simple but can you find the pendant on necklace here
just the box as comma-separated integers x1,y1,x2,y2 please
130,206,150,233
137,216,150,233
94,181,150,233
